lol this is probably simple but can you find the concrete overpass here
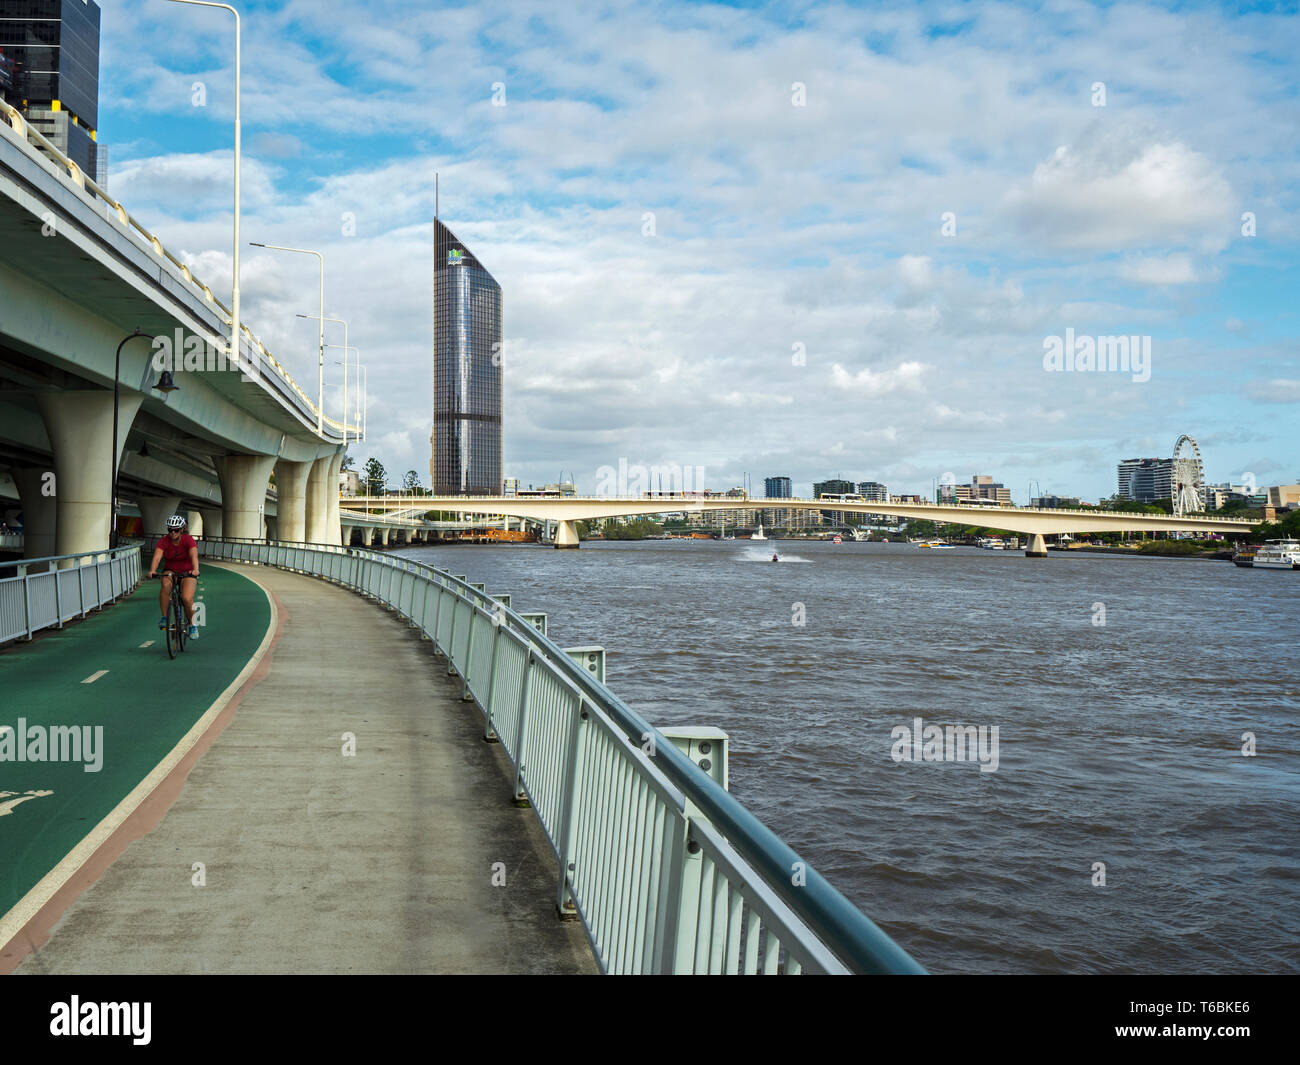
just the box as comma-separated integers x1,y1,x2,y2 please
0,101,356,561
342,495,1256,555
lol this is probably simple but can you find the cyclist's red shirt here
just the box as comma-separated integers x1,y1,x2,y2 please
156,533,197,573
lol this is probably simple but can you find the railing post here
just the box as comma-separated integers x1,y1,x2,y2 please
447,597,459,676
656,812,703,974
432,581,446,655
461,609,477,700
555,695,589,917
53,565,63,628
21,569,33,640
512,649,535,803
483,622,503,741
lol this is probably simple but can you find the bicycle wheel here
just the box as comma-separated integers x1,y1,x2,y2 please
165,588,179,660
174,590,187,653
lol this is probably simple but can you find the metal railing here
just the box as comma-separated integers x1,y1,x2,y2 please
0,543,142,645
199,536,925,975
0,99,352,438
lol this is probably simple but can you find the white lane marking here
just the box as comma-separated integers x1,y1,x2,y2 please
139,640,155,648
81,670,109,684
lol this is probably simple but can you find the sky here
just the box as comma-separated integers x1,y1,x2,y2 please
98,0,1300,502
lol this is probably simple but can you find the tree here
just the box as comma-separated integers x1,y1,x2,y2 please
341,454,356,472
363,457,388,496
402,470,422,492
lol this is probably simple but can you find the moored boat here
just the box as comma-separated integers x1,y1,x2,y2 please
1251,539,1300,570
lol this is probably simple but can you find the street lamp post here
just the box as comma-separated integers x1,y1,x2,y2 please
252,243,325,433
297,314,348,437
110,329,158,548
325,343,360,440
165,0,241,363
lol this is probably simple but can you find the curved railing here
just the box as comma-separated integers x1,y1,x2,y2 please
0,543,142,644
199,536,926,975
0,100,351,439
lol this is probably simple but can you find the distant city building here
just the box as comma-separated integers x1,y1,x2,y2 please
938,475,1012,505
1117,458,1177,503
1204,482,1259,510
764,476,792,499
339,470,361,496
1031,495,1082,509
812,478,857,525
0,1,101,178
857,481,888,501
1267,483,1300,509
689,487,757,529
430,216,502,495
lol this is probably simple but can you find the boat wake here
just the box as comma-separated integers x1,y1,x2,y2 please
739,547,812,563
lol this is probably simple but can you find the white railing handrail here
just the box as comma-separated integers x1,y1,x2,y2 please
198,536,926,974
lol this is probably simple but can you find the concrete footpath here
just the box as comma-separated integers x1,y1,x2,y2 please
13,563,596,974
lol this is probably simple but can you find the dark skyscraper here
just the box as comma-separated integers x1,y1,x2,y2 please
430,217,502,495
0,0,101,178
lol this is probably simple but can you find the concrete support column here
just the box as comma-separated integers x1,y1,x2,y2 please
187,510,205,539
305,455,333,545
555,519,580,549
359,527,373,547
1025,533,1047,558
274,459,312,542
326,451,344,545
380,527,391,546
12,466,57,562
215,455,276,541
138,495,182,541
198,508,223,538
36,391,144,557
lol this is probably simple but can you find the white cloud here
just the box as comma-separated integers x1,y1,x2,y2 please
829,361,929,395
1004,127,1236,253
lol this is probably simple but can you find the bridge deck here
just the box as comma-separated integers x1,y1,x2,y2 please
3,563,594,974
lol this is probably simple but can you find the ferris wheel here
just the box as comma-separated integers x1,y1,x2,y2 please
1171,434,1205,516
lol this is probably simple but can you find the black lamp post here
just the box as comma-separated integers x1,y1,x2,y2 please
110,329,176,549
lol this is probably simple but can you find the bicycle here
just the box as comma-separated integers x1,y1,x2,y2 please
150,571,197,659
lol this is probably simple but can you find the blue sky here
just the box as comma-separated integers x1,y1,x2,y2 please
99,0,1299,500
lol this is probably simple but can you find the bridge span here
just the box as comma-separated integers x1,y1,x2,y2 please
341,496,1257,555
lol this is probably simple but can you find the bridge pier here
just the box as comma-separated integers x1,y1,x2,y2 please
305,455,334,544
36,390,143,558
187,510,205,539
1025,533,1047,558
215,455,276,541
555,519,580,549
274,458,312,542
138,495,182,540
198,507,223,538
326,452,344,546
11,466,57,563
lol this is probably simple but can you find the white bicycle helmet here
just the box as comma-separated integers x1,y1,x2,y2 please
166,514,188,530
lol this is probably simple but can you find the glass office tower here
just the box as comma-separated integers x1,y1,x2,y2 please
430,217,502,495
0,0,101,176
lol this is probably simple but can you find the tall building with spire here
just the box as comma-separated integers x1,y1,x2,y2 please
430,217,502,495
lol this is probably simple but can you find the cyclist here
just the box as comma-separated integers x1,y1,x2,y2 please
147,514,200,640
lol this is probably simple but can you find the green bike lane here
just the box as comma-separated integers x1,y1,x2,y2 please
0,565,271,933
